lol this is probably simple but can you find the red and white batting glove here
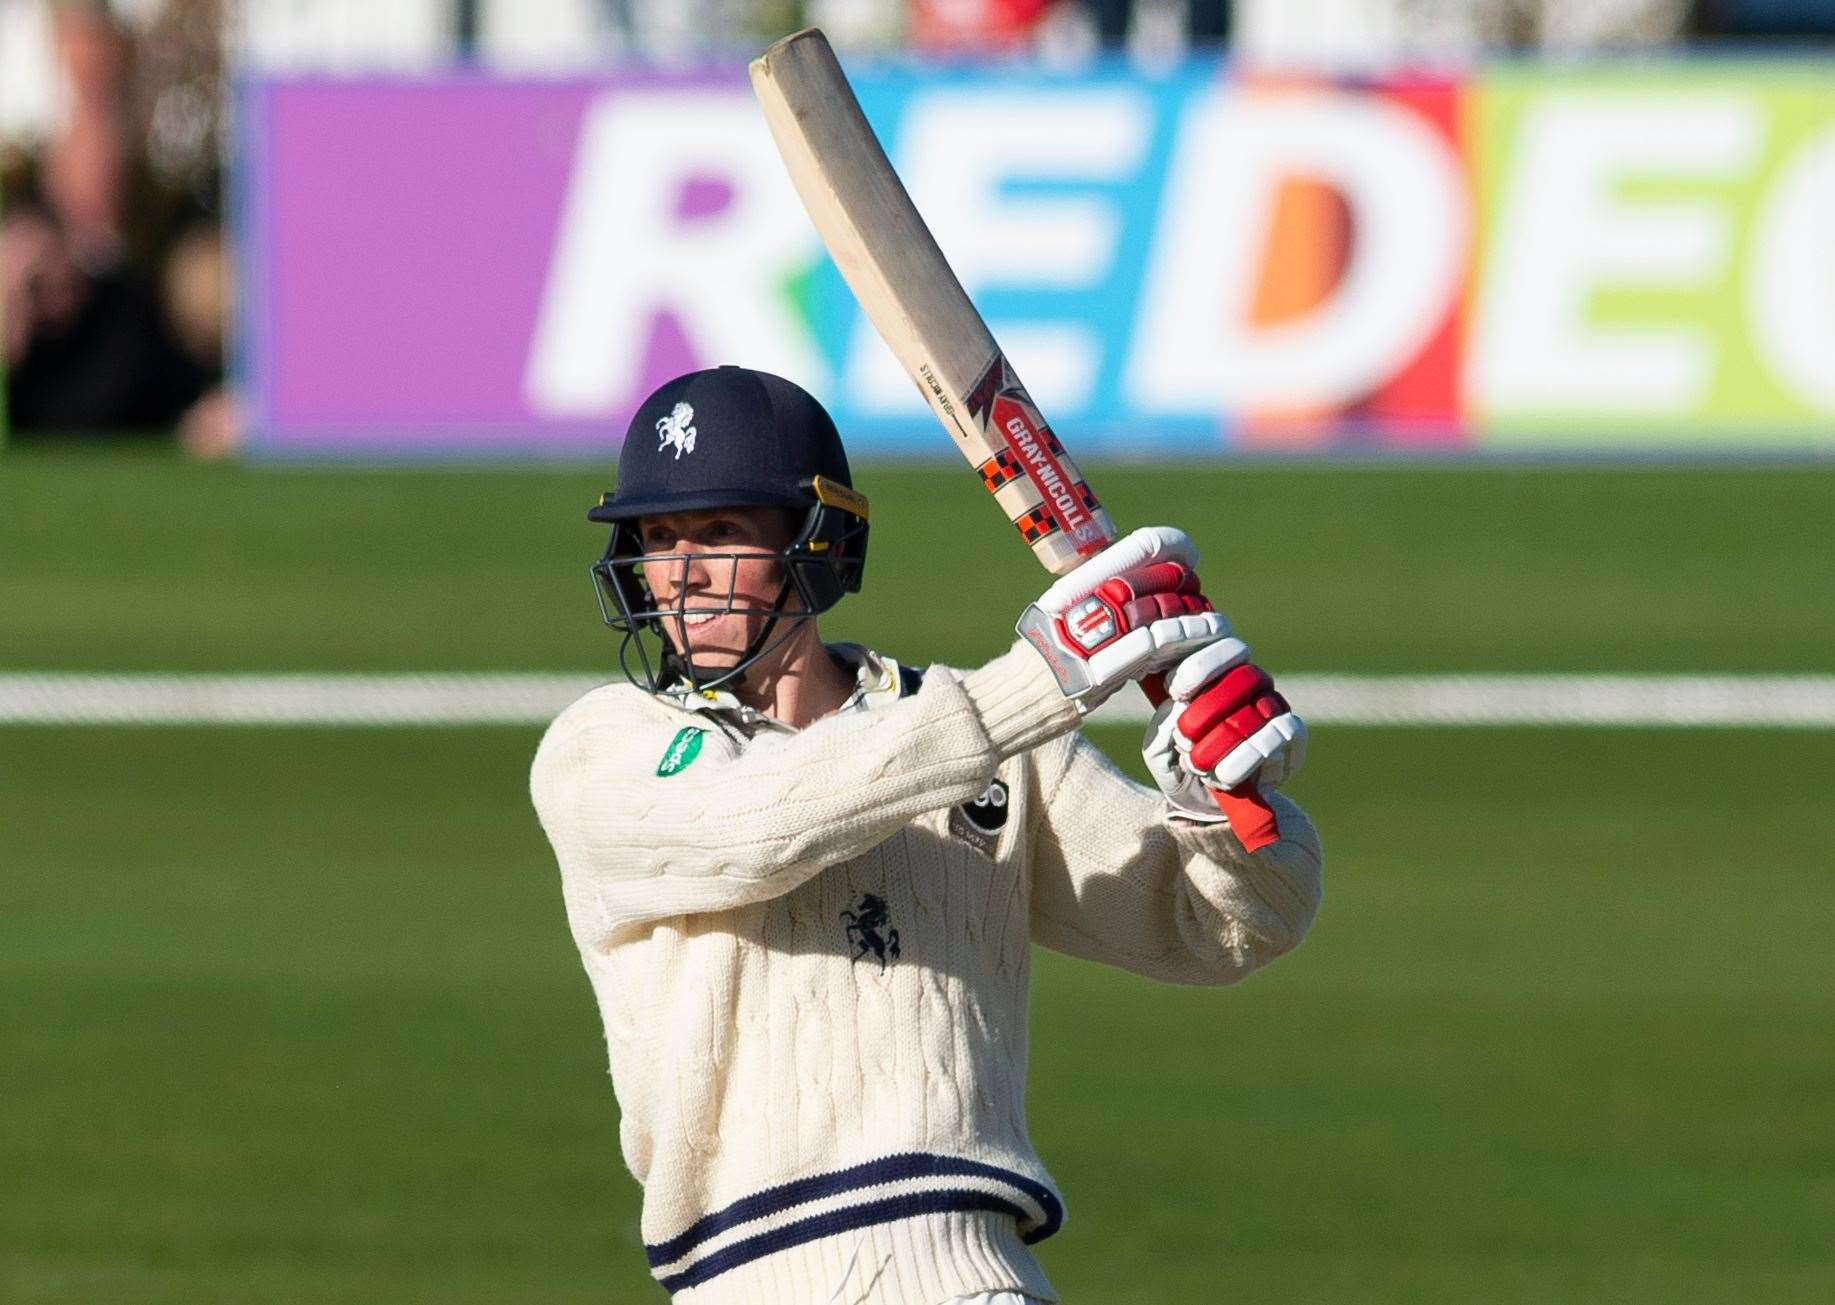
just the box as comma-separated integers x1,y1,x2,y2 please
1016,526,1230,711
1143,638,1308,823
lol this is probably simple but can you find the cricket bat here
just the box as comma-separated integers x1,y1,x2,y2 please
749,29,1279,851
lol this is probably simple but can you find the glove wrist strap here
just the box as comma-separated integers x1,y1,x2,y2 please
1016,604,1096,700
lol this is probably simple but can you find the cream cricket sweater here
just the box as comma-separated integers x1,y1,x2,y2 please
530,641,1323,1305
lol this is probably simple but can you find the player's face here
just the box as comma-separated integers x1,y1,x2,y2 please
638,508,800,668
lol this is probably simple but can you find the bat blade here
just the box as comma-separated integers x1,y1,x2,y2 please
751,30,1286,853
749,28,1116,578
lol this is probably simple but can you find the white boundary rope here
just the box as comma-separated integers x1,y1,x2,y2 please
2,673,1832,728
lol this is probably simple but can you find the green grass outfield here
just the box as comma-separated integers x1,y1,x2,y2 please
3,451,1833,1303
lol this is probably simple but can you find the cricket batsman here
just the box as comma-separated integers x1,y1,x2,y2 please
531,366,1323,1304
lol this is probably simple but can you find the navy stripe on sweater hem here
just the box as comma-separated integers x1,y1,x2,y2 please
644,1151,1063,1269
655,1190,1029,1294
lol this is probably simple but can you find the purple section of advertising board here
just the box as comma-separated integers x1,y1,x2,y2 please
245,74,739,456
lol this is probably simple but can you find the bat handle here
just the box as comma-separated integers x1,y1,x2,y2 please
1139,672,1281,853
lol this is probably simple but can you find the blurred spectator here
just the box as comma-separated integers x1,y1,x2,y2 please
1,187,209,435
2,0,229,445
1528,0,1695,49
1084,0,1227,51
1698,0,1835,38
1234,0,1691,63
160,218,236,457
908,0,1058,51
133,0,227,216
595,0,822,58
805,0,906,50
41,0,132,264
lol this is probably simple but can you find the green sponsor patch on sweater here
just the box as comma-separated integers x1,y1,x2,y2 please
655,727,706,777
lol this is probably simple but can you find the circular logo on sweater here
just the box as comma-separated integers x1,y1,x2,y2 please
960,779,1008,834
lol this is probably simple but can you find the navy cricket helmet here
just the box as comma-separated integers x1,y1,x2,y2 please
587,366,870,692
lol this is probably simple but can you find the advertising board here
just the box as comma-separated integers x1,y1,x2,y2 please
238,62,1835,456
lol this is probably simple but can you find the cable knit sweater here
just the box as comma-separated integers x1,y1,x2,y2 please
530,640,1323,1304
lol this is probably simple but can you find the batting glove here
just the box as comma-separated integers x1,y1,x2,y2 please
1016,526,1230,711
1143,638,1307,823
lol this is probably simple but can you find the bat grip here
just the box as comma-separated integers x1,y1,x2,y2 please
1139,672,1281,853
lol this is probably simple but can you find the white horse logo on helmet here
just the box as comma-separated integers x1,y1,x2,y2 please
656,403,697,459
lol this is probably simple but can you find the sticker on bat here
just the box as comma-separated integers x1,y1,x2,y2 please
964,355,1107,555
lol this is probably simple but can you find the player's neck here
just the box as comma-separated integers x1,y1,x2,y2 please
733,622,854,729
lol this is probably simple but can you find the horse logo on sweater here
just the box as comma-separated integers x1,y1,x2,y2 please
841,894,901,970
